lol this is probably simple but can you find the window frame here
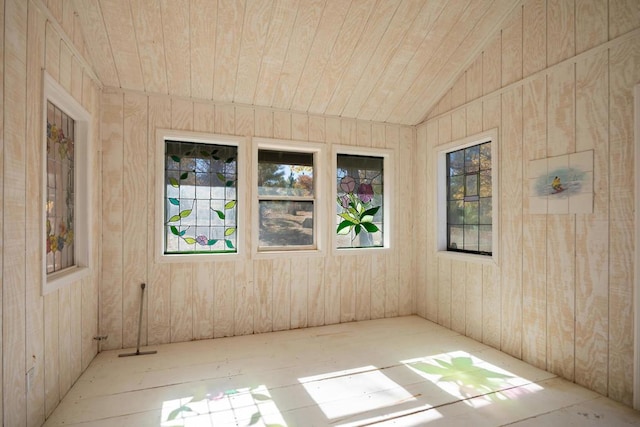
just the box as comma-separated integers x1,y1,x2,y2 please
436,129,499,264
252,137,325,258
42,71,93,295
332,145,393,255
156,129,246,263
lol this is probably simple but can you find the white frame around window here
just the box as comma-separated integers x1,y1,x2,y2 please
155,129,246,263
332,145,393,254
435,129,499,264
253,137,325,257
42,71,92,295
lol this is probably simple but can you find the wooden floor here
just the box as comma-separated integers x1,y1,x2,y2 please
44,316,640,426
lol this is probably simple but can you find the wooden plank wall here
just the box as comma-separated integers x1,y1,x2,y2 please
417,0,640,406
99,94,416,352
2,1,102,425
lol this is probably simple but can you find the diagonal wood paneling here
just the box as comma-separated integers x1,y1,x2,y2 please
71,0,520,125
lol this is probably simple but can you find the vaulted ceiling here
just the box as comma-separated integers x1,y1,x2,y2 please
72,0,520,126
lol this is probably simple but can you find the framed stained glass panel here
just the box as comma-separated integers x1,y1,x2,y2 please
164,140,238,254
336,154,384,249
43,71,92,295
46,101,76,273
446,141,492,255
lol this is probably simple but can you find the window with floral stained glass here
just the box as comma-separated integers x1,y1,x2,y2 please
164,140,238,254
46,101,76,273
336,154,384,249
446,141,492,255
43,72,91,294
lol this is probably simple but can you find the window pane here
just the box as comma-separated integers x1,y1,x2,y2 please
448,225,464,250
164,141,238,254
465,145,480,173
464,225,479,251
258,150,313,197
464,200,479,225
479,225,492,253
46,101,75,274
447,150,464,176
336,154,384,249
447,200,464,225
480,142,491,170
448,175,464,200
479,198,492,225
479,170,491,197
259,201,314,247
465,174,478,197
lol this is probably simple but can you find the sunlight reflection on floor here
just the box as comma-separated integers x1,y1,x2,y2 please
402,350,544,408
161,385,286,427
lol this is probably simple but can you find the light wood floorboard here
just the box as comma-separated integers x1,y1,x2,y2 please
44,316,640,426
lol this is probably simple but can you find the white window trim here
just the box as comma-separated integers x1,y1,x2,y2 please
252,137,325,259
435,129,499,265
42,71,92,295
331,145,393,255
155,129,246,263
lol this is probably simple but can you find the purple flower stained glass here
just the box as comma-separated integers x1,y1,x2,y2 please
336,154,384,248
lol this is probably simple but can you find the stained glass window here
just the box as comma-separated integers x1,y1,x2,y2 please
446,141,492,255
257,150,315,250
46,101,76,273
164,140,238,254
336,154,384,249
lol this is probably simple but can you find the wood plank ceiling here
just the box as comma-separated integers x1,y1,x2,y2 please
72,0,520,126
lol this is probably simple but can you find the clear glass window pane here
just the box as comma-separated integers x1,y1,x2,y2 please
259,201,314,247
465,174,478,197
479,225,492,253
46,101,75,274
480,143,491,170
464,200,479,225
479,170,491,197
448,176,464,200
164,141,238,254
447,150,464,176
336,154,384,249
448,225,464,250
479,197,492,225
447,200,464,225
464,225,479,251
258,150,313,197
465,145,480,173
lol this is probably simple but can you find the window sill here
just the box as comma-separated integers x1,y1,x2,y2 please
252,248,325,260
44,265,90,295
157,252,243,264
436,250,498,266
333,246,391,256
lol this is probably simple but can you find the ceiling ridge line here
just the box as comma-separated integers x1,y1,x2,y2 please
412,0,524,125
372,0,483,124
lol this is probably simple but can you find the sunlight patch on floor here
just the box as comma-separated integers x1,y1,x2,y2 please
402,350,544,408
161,385,286,427
299,365,417,420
